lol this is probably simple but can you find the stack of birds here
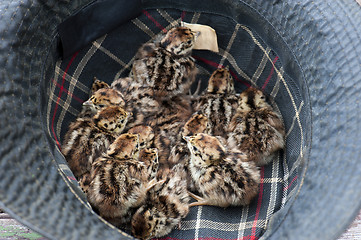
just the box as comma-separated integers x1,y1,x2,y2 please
61,26,286,239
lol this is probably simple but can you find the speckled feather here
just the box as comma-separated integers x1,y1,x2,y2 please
128,125,158,180
193,68,239,137
61,106,130,182
131,27,198,99
87,133,158,226
78,87,126,119
111,77,160,130
227,87,285,166
185,133,260,207
131,164,190,239
152,95,193,174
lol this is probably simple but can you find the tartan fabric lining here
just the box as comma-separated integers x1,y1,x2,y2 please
45,8,305,239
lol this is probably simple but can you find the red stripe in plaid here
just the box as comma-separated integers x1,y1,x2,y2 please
193,55,251,87
67,176,76,181
155,237,258,240
283,175,298,192
51,79,84,104
193,55,223,68
261,56,279,90
229,71,251,88
142,10,167,33
250,167,265,239
181,11,186,21
51,52,79,149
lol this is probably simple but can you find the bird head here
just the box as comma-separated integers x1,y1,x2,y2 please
83,88,125,113
207,67,235,94
128,125,155,149
106,133,140,160
182,114,208,138
131,207,158,240
183,133,226,166
160,27,199,56
238,87,270,111
93,106,130,134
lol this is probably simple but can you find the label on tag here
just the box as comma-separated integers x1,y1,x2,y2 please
182,22,219,52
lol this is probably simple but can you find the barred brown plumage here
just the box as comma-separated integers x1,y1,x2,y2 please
193,68,239,137
86,133,161,227
61,25,285,238
131,164,190,239
61,105,130,184
131,27,199,99
227,87,285,166
151,95,193,175
79,87,126,119
184,133,260,207
182,113,208,137
128,125,159,180
111,77,160,130
127,125,155,149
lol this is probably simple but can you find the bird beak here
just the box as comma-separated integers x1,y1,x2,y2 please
183,136,191,142
82,99,94,107
153,148,159,159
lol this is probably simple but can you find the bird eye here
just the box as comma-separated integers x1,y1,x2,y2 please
192,146,197,152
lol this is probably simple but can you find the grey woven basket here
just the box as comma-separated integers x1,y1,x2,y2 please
1,1,361,239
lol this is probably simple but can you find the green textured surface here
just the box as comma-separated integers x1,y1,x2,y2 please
0,214,45,240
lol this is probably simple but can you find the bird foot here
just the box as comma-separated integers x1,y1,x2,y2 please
187,191,211,207
189,201,212,207
189,79,202,98
187,191,203,201
146,178,166,191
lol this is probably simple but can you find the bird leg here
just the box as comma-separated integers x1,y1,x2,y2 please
178,221,182,230
188,191,211,207
189,79,202,99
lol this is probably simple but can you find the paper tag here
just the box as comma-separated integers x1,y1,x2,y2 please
182,22,219,52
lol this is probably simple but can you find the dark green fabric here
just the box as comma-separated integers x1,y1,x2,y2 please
51,7,295,239
58,0,142,58
0,0,361,239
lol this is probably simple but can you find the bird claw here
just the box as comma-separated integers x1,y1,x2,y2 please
189,201,210,207
187,191,203,201
146,178,166,191
189,79,202,98
187,191,209,207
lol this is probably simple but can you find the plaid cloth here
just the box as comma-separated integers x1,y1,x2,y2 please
45,8,306,239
